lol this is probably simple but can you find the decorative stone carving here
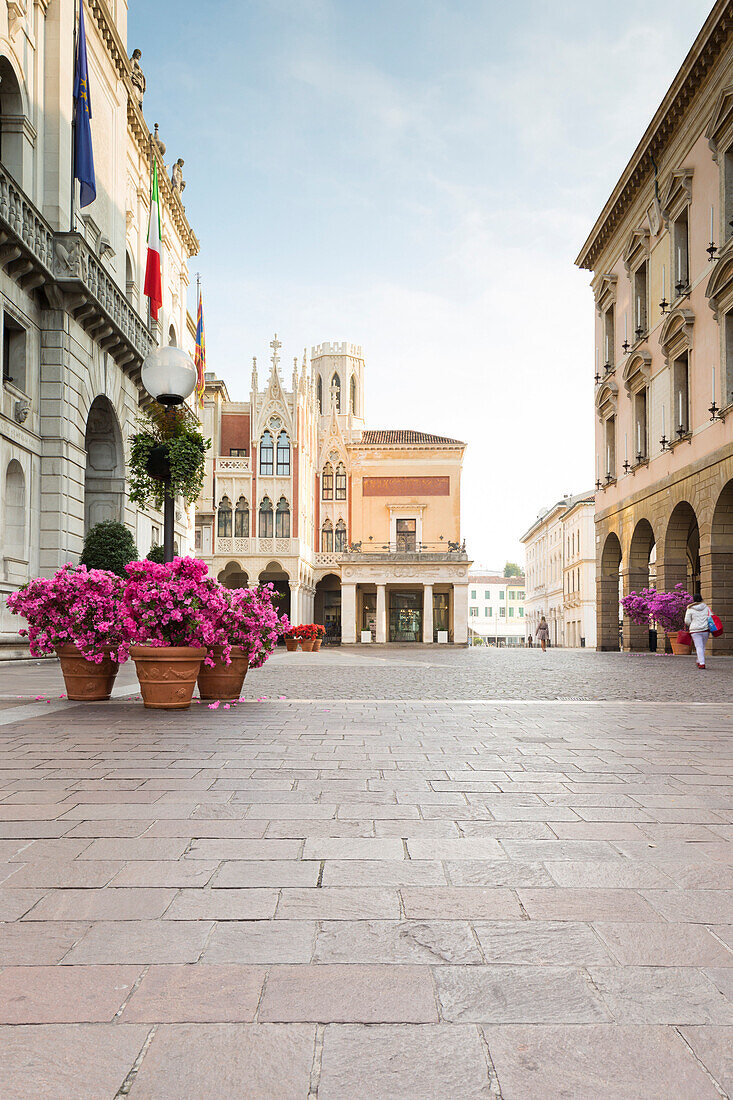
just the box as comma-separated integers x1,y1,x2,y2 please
13,398,30,424
129,49,146,108
152,123,166,160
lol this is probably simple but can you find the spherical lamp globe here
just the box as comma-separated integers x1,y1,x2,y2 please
141,346,198,406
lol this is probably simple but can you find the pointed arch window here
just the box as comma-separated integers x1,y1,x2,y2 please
331,373,341,411
259,430,274,475
258,496,273,538
234,496,249,537
350,375,357,414
321,519,333,553
335,518,347,552
316,376,323,413
322,463,333,500
275,496,290,538
335,462,347,501
276,431,290,476
217,496,232,537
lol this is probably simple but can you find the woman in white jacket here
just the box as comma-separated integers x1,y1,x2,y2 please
684,591,711,669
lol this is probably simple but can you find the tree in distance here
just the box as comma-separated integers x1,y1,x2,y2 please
504,561,523,577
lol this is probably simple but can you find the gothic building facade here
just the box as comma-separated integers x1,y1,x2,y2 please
0,1,198,654
197,339,470,644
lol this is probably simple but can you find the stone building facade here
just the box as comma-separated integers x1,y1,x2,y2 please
577,0,733,653
467,573,526,645
521,493,597,648
0,1,198,653
196,340,470,644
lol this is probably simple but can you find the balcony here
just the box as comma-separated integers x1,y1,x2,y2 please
0,162,153,371
215,456,251,474
342,540,468,564
214,536,295,558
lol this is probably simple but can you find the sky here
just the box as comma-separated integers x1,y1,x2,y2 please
129,0,712,568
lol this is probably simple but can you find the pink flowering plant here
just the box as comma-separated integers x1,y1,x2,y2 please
212,584,289,668
122,556,228,663
7,564,129,663
621,583,692,633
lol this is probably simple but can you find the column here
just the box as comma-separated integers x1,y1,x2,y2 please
621,568,649,652
453,583,468,645
376,584,387,644
422,584,433,644
289,583,302,626
341,582,357,644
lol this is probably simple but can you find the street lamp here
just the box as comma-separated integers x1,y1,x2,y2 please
140,346,198,563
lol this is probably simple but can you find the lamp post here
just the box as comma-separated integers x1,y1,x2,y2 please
140,346,198,563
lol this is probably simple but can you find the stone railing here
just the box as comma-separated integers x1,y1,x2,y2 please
214,536,292,558
54,232,154,366
216,457,251,473
315,552,341,567
0,162,55,279
0,163,154,372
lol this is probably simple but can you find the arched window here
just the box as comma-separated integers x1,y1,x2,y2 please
335,463,347,500
5,459,25,558
335,519,347,552
259,495,273,538
275,496,290,539
276,431,290,476
321,519,333,553
0,58,26,185
331,373,341,411
125,252,135,304
350,375,357,415
322,463,333,500
234,496,249,537
217,496,232,537
259,431,274,475
316,375,323,413
168,325,177,347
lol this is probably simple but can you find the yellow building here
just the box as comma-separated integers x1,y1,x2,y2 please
576,1,733,653
196,340,470,644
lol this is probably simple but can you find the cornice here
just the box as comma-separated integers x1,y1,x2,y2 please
576,1,733,272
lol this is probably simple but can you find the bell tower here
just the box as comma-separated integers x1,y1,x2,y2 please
310,341,365,429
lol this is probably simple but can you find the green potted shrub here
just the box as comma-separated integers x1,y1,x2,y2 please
80,521,138,578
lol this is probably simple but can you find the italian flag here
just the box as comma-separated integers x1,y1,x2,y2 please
144,158,163,320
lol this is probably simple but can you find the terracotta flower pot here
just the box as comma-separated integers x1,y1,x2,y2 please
300,639,315,652
198,645,249,701
285,637,298,652
129,645,206,710
56,645,119,701
668,631,692,655
313,639,322,651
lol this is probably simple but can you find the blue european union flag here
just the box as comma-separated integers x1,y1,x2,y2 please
73,0,96,208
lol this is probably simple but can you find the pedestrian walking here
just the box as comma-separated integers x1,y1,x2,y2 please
684,591,712,669
535,616,550,653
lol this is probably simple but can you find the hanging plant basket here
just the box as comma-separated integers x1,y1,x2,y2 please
129,406,210,510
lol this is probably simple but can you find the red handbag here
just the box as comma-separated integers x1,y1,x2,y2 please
709,614,724,638
677,630,692,646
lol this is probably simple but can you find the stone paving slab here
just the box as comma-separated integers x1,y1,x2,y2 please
1,683,733,1095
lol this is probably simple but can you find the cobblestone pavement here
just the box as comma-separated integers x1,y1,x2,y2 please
0,657,732,1097
3,642,733,704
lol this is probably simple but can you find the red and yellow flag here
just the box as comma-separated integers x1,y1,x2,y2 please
194,287,205,408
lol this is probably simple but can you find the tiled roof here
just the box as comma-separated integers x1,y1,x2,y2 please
360,430,464,445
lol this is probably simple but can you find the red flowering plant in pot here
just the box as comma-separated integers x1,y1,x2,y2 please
7,564,128,701
297,622,319,652
123,557,226,709
284,625,300,652
313,623,326,651
198,584,289,700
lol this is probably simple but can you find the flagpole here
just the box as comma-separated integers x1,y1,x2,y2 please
70,0,78,231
